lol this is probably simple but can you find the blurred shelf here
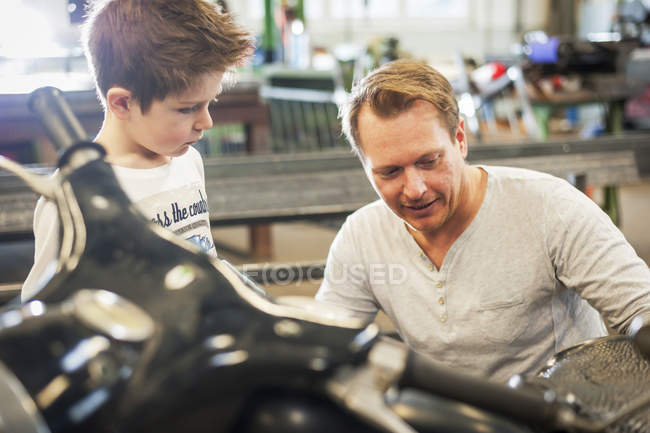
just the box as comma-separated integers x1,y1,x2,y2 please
2,133,650,240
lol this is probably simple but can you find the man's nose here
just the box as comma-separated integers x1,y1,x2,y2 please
195,106,214,131
403,168,426,200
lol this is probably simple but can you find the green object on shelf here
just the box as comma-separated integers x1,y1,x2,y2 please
602,185,620,226
262,0,276,62
532,105,551,141
295,0,304,22
603,100,624,227
607,100,624,135
204,123,246,156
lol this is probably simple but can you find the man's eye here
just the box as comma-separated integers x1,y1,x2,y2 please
418,157,438,168
179,106,198,114
379,168,399,178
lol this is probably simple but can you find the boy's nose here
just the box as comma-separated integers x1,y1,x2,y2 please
195,106,214,131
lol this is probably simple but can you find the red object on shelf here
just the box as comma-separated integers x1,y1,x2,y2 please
491,62,507,79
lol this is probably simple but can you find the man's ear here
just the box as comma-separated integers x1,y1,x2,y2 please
106,87,135,120
455,118,468,159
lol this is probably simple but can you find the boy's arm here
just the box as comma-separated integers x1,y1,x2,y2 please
189,147,218,257
21,197,59,301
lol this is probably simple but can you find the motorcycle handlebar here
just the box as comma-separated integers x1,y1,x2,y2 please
28,86,88,152
399,350,559,429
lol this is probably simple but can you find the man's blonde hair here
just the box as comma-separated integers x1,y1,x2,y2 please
82,0,253,113
340,59,459,155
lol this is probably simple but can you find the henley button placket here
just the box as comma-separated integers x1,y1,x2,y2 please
419,251,448,324
436,280,447,323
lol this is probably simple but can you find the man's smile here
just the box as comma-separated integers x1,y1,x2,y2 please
401,197,440,213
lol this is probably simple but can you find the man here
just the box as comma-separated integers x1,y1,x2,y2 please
315,59,650,382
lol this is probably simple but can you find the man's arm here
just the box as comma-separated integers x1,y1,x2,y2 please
548,182,650,334
315,219,379,324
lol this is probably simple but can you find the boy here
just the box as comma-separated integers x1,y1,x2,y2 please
21,0,253,300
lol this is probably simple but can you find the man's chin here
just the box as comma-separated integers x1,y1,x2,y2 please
402,216,445,234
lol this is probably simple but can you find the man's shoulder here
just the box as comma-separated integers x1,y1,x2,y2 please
482,165,593,218
482,165,571,194
346,199,394,225
482,165,559,182
332,200,406,262
337,200,403,246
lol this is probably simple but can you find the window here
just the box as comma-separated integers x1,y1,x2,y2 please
405,0,469,19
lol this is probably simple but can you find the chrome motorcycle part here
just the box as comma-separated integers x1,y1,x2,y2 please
214,258,368,328
27,87,88,152
399,349,559,428
0,361,50,433
326,337,415,433
164,264,198,291
203,334,236,350
72,289,155,342
0,156,55,199
389,389,533,433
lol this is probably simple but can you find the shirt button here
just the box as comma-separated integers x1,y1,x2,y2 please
440,315,447,323
436,281,443,288
428,264,434,271
438,297,445,305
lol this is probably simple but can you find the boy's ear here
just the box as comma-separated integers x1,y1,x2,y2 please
106,87,135,120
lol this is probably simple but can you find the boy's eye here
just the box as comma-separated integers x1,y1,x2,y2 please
179,106,198,114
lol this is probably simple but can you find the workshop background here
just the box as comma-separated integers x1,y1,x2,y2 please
1,0,649,319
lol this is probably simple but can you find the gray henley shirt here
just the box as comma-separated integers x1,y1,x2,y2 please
316,165,650,382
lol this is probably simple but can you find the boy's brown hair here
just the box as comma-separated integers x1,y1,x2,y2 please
81,0,253,113
340,59,459,155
